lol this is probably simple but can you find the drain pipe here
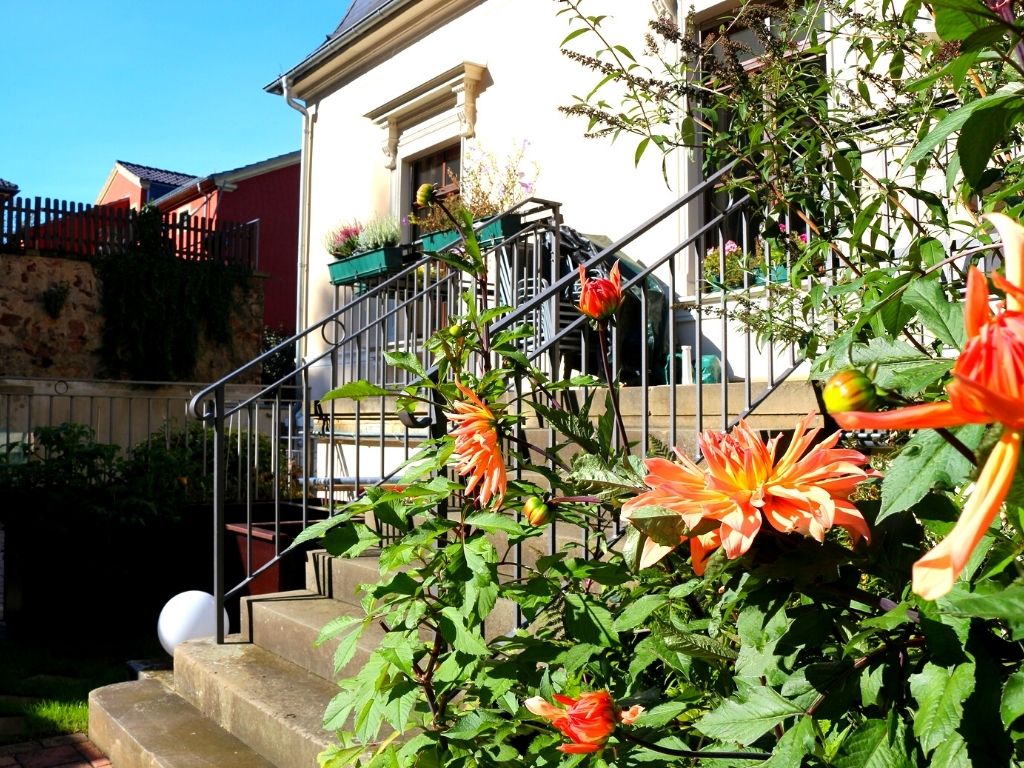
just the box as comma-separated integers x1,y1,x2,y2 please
281,75,312,362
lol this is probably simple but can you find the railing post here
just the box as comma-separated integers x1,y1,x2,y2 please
212,388,226,643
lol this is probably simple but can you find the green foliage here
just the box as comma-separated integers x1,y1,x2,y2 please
97,204,250,381
358,215,401,251
289,3,1024,765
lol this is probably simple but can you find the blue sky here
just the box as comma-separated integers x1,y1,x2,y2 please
2,1,351,203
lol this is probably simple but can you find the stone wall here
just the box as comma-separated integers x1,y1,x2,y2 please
0,251,263,381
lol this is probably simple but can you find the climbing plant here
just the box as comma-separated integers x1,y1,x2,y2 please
97,204,249,381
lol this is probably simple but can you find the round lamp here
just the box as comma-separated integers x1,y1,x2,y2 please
157,591,229,656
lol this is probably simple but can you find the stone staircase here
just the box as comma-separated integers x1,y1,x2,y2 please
88,552,385,768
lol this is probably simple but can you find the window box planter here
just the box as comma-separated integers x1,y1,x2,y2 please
753,264,789,284
417,214,523,253
328,245,404,286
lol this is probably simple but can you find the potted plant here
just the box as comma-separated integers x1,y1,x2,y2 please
409,140,539,253
327,215,404,286
704,240,764,291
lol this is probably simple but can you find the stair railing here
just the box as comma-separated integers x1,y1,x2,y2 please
189,200,564,642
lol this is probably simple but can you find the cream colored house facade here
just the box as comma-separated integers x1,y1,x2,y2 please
266,0,719,389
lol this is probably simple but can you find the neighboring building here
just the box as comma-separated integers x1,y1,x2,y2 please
95,161,199,209
0,178,19,202
151,152,301,333
266,0,687,389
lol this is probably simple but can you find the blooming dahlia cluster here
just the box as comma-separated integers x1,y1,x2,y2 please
621,414,875,571
524,690,643,753
448,382,507,509
832,212,1024,600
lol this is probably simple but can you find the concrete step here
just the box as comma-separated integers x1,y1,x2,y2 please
89,678,277,768
306,551,382,603
173,636,339,768
241,590,384,683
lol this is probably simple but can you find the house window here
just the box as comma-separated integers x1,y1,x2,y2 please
412,145,461,198
696,5,827,261
408,144,462,238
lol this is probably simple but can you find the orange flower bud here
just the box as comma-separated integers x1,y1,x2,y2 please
823,369,879,414
578,261,623,321
523,496,551,526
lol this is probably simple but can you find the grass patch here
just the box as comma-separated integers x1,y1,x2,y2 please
0,636,134,745
24,700,90,736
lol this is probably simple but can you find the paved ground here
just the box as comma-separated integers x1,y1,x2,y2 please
0,734,109,768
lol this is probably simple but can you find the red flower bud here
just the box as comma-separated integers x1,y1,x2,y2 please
578,261,623,322
823,369,879,414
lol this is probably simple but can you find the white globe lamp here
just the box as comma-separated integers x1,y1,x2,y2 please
157,590,230,656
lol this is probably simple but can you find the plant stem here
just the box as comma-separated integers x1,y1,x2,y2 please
616,730,771,760
597,325,630,455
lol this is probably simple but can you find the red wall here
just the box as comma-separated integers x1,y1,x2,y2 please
216,164,299,333
98,173,144,209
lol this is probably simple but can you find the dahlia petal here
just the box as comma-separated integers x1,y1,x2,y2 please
833,401,972,430
985,212,1024,310
558,743,601,754
912,429,1021,600
619,705,645,725
965,267,993,339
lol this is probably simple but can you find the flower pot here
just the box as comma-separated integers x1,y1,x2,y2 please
328,245,404,286
417,214,524,253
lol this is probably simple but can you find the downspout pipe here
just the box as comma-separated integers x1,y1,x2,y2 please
281,76,312,366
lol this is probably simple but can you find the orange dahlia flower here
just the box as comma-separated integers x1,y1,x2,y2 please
524,690,642,753
831,212,1024,600
448,382,507,509
621,414,874,572
578,261,623,321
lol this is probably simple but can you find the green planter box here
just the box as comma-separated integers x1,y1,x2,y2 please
417,214,523,253
328,245,404,286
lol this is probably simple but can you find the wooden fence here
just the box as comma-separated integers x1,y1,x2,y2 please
0,196,258,270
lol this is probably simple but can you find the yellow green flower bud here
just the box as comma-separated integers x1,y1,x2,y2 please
823,369,879,414
415,183,436,208
523,496,552,527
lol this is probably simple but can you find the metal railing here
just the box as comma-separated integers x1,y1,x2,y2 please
191,170,822,642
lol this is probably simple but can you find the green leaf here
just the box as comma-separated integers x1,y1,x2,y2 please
444,710,504,740
1002,670,1024,729
878,425,985,523
833,716,912,768
904,88,1022,168
633,701,692,728
762,716,817,768
382,350,429,379
613,594,668,631
438,607,489,656
464,511,523,535
930,733,972,768
947,583,1024,624
933,0,997,41
903,278,966,349
622,505,687,548
662,629,738,662
909,661,976,755
321,380,392,401
564,593,618,646
695,687,802,744
958,103,1024,188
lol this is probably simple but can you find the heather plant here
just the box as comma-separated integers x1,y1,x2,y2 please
325,221,363,258
357,215,401,251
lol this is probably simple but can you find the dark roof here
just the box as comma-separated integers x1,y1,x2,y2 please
265,0,403,93
117,161,199,188
331,0,390,39
0,178,19,195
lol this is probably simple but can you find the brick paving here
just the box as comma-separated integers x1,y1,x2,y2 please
0,734,110,768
